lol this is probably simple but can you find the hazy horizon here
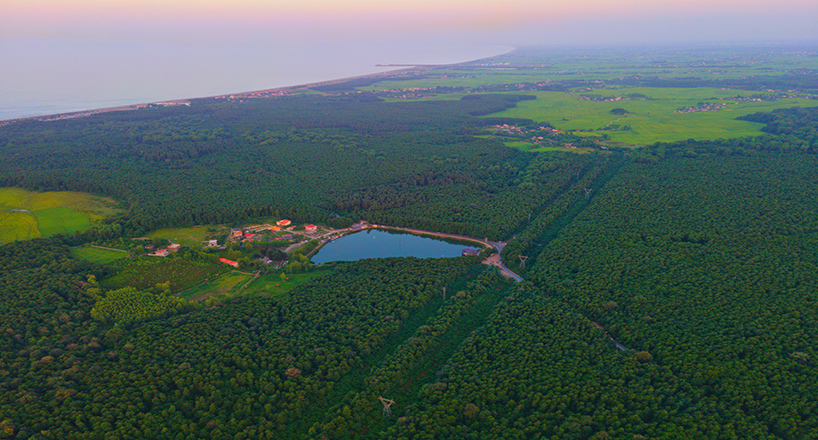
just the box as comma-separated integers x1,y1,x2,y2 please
3,0,818,120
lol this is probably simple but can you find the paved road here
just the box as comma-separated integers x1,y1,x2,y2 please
378,226,524,282
285,224,524,282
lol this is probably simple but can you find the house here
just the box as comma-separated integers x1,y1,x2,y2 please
276,219,292,227
219,258,239,268
167,243,181,252
207,239,218,247
152,249,170,257
270,226,281,232
231,228,244,238
462,248,480,256
282,234,294,241
305,224,318,233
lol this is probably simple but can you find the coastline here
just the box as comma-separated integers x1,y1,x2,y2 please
0,48,513,126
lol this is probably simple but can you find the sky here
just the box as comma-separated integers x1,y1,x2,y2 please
2,0,818,119
4,0,817,45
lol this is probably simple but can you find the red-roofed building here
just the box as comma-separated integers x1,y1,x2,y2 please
219,258,239,268
276,219,292,227
305,224,318,233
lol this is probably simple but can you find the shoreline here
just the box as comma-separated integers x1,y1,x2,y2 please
0,48,513,125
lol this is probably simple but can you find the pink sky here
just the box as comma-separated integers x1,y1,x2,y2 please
3,0,818,45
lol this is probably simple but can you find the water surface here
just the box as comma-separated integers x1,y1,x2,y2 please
312,229,474,264
1,38,508,120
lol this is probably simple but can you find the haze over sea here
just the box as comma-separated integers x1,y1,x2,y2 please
0,38,508,121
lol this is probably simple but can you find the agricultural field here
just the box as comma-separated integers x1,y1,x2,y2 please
178,268,334,301
70,246,130,264
0,187,121,244
100,255,228,292
484,87,815,145
355,47,818,147
146,226,220,248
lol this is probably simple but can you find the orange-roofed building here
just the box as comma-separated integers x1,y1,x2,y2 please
219,258,239,268
276,219,292,227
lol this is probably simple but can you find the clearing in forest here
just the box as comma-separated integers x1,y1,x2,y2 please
0,187,121,244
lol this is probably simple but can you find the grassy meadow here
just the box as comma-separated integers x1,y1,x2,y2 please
147,226,216,247
0,187,121,244
484,88,815,145
70,246,130,264
178,268,334,301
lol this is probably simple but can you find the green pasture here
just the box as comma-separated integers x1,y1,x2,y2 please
35,207,90,237
178,268,333,301
0,187,121,244
178,271,252,300
483,88,815,145
147,226,214,248
70,246,130,264
100,256,227,292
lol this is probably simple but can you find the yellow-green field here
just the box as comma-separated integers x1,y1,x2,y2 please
70,246,130,264
483,88,815,145
147,226,217,248
0,188,121,244
178,268,333,301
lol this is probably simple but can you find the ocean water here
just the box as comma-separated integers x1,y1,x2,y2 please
0,37,509,121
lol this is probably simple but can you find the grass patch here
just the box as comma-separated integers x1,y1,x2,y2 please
34,207,91,236
483,88,815,145
100,256,228,293
0,187,121,244
178,268,334,301
147,226,215,248
0,211,40,243
71,246,130,264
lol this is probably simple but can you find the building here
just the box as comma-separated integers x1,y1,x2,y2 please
207,239,218,247
219,258,239,268
276,219,292,227
270,225,281,232
151,249,170,257
231,228,244,238
305,224,318,233
167,243,181,252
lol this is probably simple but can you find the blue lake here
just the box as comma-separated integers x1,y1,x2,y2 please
311,229,475,264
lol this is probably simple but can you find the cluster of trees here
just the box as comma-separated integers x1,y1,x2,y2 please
524,146,818,438
0,256,478,439
0,94,544,237
90,285,187,324
307,272,506,439
2,55,818,439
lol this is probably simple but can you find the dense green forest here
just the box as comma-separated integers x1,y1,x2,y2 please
2,48,818,439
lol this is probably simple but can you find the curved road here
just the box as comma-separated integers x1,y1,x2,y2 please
375,226,524,282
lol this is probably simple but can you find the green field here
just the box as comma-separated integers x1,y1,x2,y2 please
483,88,815,145
0,187,121,244
178,268,334,301
147,226,216,248
100,256,228,292
70,246,130,264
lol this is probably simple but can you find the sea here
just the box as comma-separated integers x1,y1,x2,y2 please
0,37,510,121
